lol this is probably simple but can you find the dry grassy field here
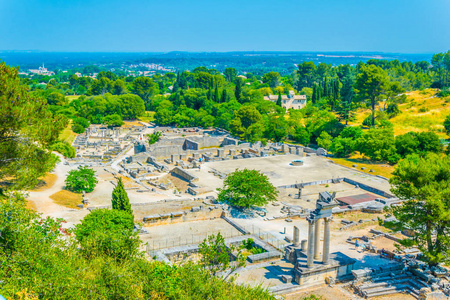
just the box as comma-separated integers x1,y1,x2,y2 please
350,89,450,137
49,190,82,209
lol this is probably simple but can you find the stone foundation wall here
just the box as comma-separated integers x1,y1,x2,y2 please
143,208,222,227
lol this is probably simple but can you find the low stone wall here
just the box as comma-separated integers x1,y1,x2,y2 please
170,166,198,182
142,206,222,227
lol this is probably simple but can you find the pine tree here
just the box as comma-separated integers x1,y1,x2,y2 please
276,91,282,107
112,178,133,216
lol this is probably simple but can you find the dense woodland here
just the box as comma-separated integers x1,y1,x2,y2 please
23,50,450,164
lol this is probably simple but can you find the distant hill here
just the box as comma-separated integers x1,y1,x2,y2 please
0,51,433,75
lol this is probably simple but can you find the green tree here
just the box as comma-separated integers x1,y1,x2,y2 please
224,68,237,82
218,169,278,209
262,71,281,88
47,92,67,106
72,117,90,133
316,131,333,150
198,232,245,279
0,62,66,191
444,114,450,135
131,77,158,103
297,61,317,89
65,166,98,193
75,208,139,260
354,64,389,127
276,91,282,107
389,153,450,266
119,94,145,119
329,126,363,157
235,78,242,102
357,127,400,164
112,178,133,216
230,106,264,142
103,114,124,127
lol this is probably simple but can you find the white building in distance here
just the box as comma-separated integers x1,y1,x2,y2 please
264,90,307,110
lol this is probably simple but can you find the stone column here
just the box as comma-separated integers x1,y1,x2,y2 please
314,219,321,260
293,226,300,247
307,218,315,268
322,217,332,265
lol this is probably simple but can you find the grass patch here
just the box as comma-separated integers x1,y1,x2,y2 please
49,190,82,209
138,111,155,123
59,122,77,144
329,153,395,178
32,173,58,191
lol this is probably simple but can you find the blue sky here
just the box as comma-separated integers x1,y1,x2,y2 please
0,0,448,53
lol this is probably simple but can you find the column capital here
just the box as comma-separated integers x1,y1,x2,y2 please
307,217,316,225
324,217,333,223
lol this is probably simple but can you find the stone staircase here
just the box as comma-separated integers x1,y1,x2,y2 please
353,271,428,298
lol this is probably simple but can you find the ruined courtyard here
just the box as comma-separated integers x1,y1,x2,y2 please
26,122,448,299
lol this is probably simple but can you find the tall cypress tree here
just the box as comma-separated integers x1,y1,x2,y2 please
317,84,323,100
323,78,328,98
112,178,133,217
214,83,220,102
312,84,317,103
235,78,242,102
221,89,227,103
276,91,282,106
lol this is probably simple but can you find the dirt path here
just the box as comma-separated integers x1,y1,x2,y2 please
26,155,89,227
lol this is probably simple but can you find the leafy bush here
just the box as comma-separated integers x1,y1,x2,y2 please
65,166,98,193
147,131,162,145
72,117,90,134
52,141,76,158
386,103,401,118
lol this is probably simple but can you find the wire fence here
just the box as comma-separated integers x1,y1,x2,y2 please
145,222,290,253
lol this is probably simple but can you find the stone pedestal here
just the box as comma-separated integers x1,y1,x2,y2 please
301,239,307,251
293,252,356,286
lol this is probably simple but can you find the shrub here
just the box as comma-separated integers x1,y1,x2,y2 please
52,141,76,158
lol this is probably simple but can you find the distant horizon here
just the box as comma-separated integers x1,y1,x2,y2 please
0,50,440,55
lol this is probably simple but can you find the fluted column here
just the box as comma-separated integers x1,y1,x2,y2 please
307,218,315,268
322,217,332,265
314,219,321,260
